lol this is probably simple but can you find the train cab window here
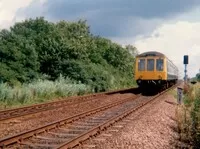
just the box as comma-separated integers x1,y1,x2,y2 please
156,59,163,71
138,59,145,71
147,59,154,71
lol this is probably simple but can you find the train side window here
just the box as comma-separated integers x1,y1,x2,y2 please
138,59,145,71
156,59,163,71
147,59,154,71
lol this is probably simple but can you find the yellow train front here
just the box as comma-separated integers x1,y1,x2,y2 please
135,51,178,91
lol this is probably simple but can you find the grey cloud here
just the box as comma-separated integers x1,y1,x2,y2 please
16,0,200,38
43,0,200,19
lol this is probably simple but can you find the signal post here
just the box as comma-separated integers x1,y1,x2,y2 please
177,55,189,104
183,55,189,83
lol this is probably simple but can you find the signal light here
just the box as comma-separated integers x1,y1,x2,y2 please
183,55,189,64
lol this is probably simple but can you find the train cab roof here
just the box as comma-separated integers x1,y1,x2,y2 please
137,51,165,57
136,51,178,71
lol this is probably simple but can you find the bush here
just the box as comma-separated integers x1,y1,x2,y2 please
191,88,200,148
176,83,200,148
0,76,91,109
0,18,137,92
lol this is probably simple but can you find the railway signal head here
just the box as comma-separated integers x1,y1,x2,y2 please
183,55,189,64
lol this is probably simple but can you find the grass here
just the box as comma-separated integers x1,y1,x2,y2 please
0,76,92,109
176,82,200,148
169,88,177,99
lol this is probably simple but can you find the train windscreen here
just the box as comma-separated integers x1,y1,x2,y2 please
147,59,154,71
156,59,163,71
138,59,145,71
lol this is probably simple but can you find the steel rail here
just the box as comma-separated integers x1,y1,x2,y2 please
0,94,139,148
0,84,178,148
0,87,138,122
57,84,179,149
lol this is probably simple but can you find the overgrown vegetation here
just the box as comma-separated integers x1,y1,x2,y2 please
0,75,91,109
176,83,200,148
0,17,137,108
196,73,200,82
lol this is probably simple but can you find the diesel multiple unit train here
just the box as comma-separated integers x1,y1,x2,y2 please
135,51,178,90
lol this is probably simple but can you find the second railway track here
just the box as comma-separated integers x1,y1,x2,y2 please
0,84,178,149
0,88,137,122
0,93,140,148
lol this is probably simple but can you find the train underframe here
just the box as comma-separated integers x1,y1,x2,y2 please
136,79,177,93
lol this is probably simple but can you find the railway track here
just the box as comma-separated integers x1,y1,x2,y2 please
0,93,140,148
0,88,137,122
0,84,177,149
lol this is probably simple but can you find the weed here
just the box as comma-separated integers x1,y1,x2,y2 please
0,76,91,109
176,83,200,148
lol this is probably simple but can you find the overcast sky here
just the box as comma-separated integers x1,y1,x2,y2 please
0,0,200,78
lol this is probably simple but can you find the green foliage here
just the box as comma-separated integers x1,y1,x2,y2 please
178,84,200,148
125,44,139,58
60,60,112,92
196,73,200,82
0,76,91,108
191,89,200,148
0,17,137,94
0,29,39,84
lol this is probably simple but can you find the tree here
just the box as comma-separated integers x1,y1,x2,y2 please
0,29,39,84
0,17,137,91
125,45,139,58
196,73,200,82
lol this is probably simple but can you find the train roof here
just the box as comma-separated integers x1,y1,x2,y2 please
137,51,165,57
136,51,178,70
